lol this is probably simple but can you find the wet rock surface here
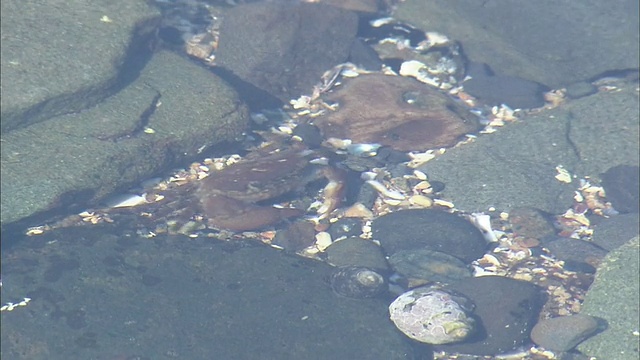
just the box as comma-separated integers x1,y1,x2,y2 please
325,237,389,271
600,165,640,214
420,84,639,214
371,209,487,263
315,74,480,152
0,0,159,132
196,144,323,231
273,220,318,253
0,225,413,359
395,0,639,89
462,64,548,109
389,249,472,284
215,2,358,102
434,276,544,356
577,236,640,360
508,207,557,239
542,238,608,274
530,314,600,352
591,213,640,251
1,49,249,228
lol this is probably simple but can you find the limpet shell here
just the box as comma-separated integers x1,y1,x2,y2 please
330,266,387,299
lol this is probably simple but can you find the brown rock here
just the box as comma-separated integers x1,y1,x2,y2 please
530,314,599,351
314,74,480,152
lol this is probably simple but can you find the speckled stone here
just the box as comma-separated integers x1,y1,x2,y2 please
530,314,599,351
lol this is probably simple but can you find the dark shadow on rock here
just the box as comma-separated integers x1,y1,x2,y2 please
211,66,283,111
3,18,159,134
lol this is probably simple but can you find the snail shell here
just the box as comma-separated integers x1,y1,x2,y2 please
330,266,387,299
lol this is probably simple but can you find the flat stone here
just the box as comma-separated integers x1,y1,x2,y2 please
462,74,547,109
600,165,640,214
1,0,159,132
435,276,544,356
567,85,640,177
215,2,358,102
577,236,640,360
0,224,414,359
542,238,608,274
315,74,480,151
592,213,640,251
0,50,249,227
395,0,639,89
419,83,639,214
371,209,487,263
530,314,600,351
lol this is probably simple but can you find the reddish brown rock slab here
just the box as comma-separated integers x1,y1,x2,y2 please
314,74,480,152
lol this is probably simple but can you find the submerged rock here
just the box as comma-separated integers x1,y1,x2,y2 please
216,2,358,102
314,74,480,152
371,209,487,263
389,249,471,283
325,237,389,271
530,314,600,351
389,287,475,344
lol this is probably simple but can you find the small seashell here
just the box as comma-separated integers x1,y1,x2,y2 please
346,143,381,157
25,227,45,236
433,199,455,208
413,181,432,191
399,60,427,78
409,194,433,208
413,170,428,180
382,198,404,206
481,254,502,267
330,266,387,298
104,193,148,208
343,203,374,218
369,17,395,27
555,165,572,183
315,232,333,251
366,180,406,200
324,137,352,149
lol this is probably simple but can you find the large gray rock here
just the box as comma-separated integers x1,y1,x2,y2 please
0,224,414,359
216,2,358,102
1,0,158,132
395,0,639,88
1,50,249,226
577,236,640,359
419,83,639,214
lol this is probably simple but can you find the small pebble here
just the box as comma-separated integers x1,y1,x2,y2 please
530,314,599,351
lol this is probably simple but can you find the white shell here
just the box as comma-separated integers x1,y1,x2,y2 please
104,193,148,208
